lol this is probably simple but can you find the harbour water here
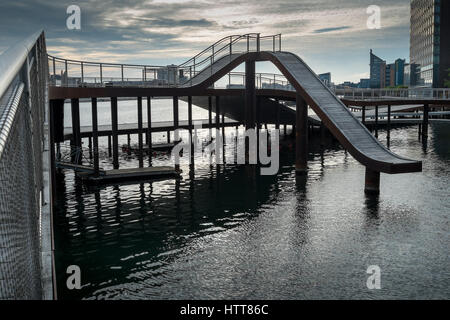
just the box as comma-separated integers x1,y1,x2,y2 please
54,100,450,299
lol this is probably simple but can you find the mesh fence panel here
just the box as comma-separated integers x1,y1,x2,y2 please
0,34,47,300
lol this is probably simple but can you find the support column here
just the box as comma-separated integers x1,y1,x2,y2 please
215,96,220,130
91,98,100,176
387,104,391,147
364,167,380,194
111,97,119,169
295,93,308,174
387,104,391,135
245,60,256,130
127,134,131,155
188,96,194,165
147,97,152,165
422,104,429,138
49,99,65,200
320,123,325,147
275,98,280,130
208,96,213,140
108,135,112,157
137,96,143,168
374,105,379,138
173,96,179,142
88,137,92,159
362,105,366,125
70,98,82,164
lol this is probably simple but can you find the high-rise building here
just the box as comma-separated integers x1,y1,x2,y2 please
369,49,386,88
385,63,396,87
318,72,331,87
410,0,450,87
359,79,370,88
395,58,406,86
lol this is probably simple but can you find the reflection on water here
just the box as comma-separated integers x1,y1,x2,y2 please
54,122,450,300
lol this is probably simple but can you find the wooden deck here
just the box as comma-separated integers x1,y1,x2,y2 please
63,118,240,140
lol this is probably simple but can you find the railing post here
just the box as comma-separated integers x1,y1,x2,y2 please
257,34,260,52
230,36,233,55
279,34,282,51
273,36,275,52
121,64,124,82
210,56,213,75
100,63,103,84
64,60,68,86
81,62,84,84
52,57,56,85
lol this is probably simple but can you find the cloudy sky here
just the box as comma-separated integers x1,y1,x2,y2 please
0,0,411,84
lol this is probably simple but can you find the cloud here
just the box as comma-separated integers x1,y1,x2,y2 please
0,0,411,83
313,26,351,34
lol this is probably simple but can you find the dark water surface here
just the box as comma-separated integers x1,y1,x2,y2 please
54,103,450,299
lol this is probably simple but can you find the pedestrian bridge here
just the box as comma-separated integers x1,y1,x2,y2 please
3,30,450,299
48,33,423,181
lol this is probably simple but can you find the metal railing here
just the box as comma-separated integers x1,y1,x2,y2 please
334,87,450,100
47,33,282,88
0,31,49,299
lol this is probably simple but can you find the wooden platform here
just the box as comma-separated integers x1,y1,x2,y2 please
78,166,179,184
56,161,106,175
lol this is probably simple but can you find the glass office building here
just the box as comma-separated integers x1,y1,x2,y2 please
369,49,386,88
410,0,450,88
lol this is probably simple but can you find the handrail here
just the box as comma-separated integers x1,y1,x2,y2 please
47,33,282,87
178,33,261,68
0,30,43,100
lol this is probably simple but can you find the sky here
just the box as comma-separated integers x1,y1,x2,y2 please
0,0,411,84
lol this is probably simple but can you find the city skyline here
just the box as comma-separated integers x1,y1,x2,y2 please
0,0,411,84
